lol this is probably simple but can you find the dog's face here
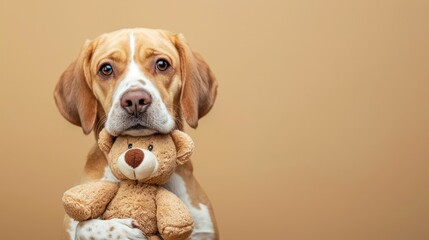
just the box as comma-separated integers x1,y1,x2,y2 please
54,28,217,136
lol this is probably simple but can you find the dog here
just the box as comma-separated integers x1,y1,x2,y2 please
54,28,218,240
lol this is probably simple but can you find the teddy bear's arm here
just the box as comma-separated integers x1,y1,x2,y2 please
155,187,194,240
63,181,119,221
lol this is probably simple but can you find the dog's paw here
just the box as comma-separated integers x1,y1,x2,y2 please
75,218,147,240
190,232,217,240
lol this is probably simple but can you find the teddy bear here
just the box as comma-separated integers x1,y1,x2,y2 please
62,129,195,240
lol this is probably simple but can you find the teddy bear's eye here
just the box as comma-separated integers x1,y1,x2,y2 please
128,144,133,149
148,145,153,151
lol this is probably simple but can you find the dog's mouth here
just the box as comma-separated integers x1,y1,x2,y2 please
122,124,158,136
128,124,148,130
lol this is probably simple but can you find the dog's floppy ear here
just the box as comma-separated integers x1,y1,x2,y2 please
54,40,97,134
173,34,218,128
171,130,195,165
98,128,115,156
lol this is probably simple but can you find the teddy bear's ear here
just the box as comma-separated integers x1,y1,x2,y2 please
98,128,114,155
171,130,195,165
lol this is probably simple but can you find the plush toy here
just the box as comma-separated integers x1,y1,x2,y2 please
62,129,195,240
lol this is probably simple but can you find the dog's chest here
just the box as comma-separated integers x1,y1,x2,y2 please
102,181,158,235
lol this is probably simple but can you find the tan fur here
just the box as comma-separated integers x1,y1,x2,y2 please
54,28,218,132
174,163,219,239
63,130,195,240
172,34,218,128
54,40,97,134
82,144,108,181
55,28,219,239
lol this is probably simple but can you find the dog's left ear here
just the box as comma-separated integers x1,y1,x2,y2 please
171,130,195,165
172,34,218,129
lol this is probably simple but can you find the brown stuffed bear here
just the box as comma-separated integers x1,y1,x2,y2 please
62,129,195,240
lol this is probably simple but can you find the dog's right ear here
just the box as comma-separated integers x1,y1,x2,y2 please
98,128,114,155
54,40,97,135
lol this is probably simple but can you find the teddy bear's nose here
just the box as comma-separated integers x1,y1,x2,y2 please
124,149,144,168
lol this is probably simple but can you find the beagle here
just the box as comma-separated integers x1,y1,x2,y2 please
54,28,218,240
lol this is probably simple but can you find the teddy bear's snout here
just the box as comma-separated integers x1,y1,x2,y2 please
124,149,144,168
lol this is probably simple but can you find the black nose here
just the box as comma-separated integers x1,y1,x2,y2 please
120,90,152,115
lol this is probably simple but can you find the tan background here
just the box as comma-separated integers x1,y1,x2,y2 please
1,0,429,239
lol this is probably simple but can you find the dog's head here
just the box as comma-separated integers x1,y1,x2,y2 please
54,28,217,136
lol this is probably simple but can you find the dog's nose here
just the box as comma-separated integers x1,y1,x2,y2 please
124,149,144,168
120,90,152,115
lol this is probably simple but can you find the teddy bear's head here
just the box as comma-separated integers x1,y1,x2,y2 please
98,129,194,184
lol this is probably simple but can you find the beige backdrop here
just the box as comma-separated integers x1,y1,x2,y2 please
1,0,429,239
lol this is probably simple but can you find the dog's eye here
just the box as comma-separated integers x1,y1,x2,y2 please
99,63,113,76
155,59,169,71
148,144,153,151
128,144,133,149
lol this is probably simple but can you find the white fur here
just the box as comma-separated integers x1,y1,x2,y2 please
164,173,215,238
117,148,159,180
74,218,146,240
105,32,175,136
129,32,136,58
68,219,78,240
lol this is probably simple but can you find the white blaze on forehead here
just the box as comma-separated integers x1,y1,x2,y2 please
111,32,149,103
130,32,136,59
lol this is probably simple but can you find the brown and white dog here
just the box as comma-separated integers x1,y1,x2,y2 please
54,28,218,240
